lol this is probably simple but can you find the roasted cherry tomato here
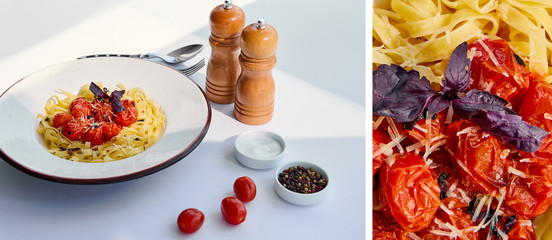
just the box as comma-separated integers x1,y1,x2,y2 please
83,125,105,146
51,112,73,128
102,122,121,141
467,38,532,107
177,208,204,234
221,197,247,225
417,208,479,240
445,119,509,194
506,216,537,240
233,176,256,202
372,210,410,240
62,118,90,141
519,81,552,132
115,99,138,127
70,97,93,118
92,99,114,122
406,111,447,148
428,149,474,210
506,162,552,218
379,153,440,232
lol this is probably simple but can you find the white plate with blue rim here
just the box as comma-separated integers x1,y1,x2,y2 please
0,57,211,184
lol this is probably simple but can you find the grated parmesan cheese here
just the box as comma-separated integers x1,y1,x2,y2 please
472,195,488,222
508,166,527,178
373,134,406,158
477,38,509,77
440,203,455,216
408,232,422,240
373,115,385,129
414,124,428,133
456,126,481,136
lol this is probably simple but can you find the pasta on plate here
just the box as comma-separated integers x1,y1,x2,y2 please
36,82,165,163
373,0,552,239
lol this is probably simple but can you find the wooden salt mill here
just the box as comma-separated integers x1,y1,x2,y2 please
205,0,245,104
234,19,278,125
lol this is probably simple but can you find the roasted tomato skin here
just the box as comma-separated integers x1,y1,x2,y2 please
70,97,93,118
507,217,537,240
467,38,531,107
519,81,552,132
51,112,73,128
83,125,105,146
102,122,121,141
115,99,138,127
379,153,440,232
92,99,115,122
445,119,509,194
506,162,552,218
221,197,247,225
416,208,479,240
372,210,410,240
233,176,256,202
62,118,90,141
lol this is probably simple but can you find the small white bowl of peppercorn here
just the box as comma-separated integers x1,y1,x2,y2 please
274,161,329,205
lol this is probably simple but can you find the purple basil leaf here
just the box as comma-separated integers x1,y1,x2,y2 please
110,97,125,113
427,94,451,115
443,42,471,95
452,89,515,119
472,110,549,153
373,64,402,109
374,67,437,122
89,82,109,99
109,90,126,113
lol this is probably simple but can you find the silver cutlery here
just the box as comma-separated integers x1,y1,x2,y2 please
179,58,205,76
77,44,204,64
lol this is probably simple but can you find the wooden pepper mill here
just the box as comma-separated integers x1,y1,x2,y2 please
205,0,245,104
234,19,278,125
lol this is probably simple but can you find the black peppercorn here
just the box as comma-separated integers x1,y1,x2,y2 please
278,165,327,194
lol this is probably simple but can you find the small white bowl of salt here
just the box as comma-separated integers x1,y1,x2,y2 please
234,130,286,169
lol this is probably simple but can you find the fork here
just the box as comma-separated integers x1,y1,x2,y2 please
179,58,205,76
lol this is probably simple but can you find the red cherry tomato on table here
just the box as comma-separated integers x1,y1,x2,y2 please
62,118,90,141
233,176,256,202
115,99,138,127
221,197,247,225
177,208,204,234
379,153,440,232
70,97,93,118
51,112,72,128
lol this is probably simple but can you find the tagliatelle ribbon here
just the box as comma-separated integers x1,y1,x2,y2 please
373,0,552,84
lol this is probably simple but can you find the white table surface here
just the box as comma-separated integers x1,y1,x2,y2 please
0,0,366,239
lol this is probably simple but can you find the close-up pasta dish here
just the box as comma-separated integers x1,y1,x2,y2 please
373,0,552,239
36,82,165,163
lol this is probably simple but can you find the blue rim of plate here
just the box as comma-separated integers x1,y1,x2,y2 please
0,57,212,184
